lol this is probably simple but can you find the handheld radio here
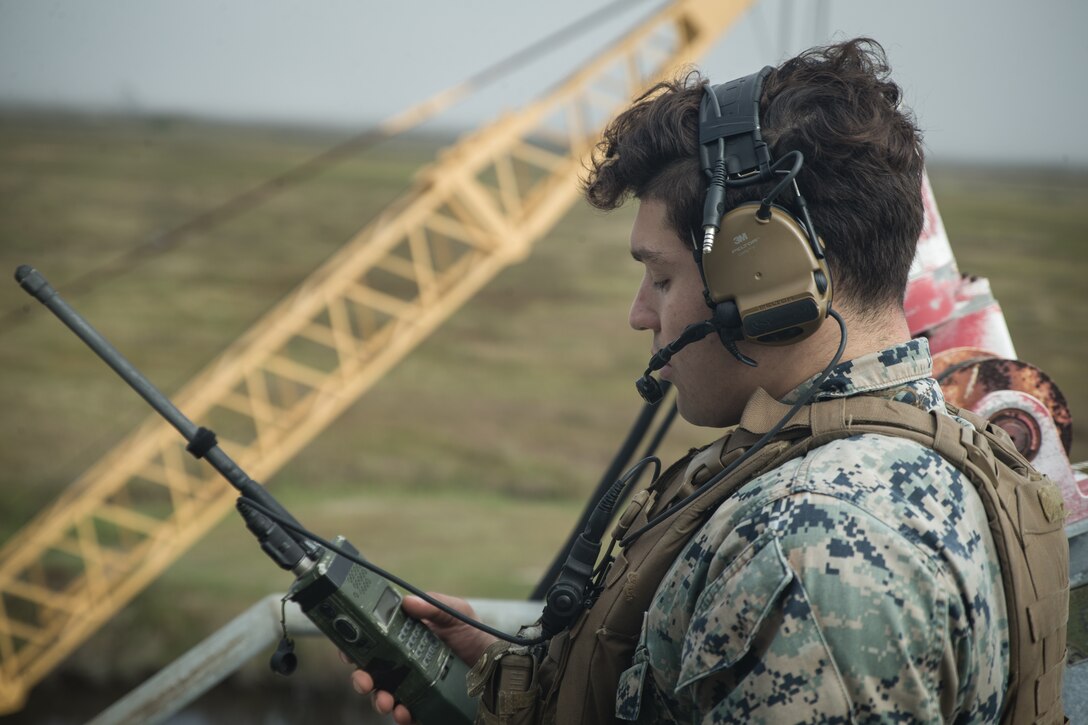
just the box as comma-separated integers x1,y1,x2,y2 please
15,265,476,725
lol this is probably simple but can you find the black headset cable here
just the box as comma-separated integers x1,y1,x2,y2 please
620,307,848,549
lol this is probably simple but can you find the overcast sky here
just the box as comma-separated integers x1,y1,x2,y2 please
1,0,1085,167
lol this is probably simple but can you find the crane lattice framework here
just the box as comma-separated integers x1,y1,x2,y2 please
0,0,753,712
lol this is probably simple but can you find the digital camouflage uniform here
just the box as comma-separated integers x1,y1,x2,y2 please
616,338,1010,724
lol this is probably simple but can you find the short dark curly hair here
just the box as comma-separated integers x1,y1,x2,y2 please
583,38,925,311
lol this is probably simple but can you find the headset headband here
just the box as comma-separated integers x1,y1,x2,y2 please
699,66,774,182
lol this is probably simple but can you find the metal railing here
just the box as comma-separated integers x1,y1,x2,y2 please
88,596,544,725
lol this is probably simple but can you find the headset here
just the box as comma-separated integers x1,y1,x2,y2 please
624,66,852,550
636,66,834,404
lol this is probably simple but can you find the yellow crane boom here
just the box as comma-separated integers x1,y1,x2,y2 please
0,0,753,712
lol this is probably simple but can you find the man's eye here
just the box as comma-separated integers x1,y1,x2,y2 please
653,278,670,290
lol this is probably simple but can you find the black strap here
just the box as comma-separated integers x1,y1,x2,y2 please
699,66,774,178
185,426,218,459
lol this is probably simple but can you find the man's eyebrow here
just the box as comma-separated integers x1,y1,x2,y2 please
630,246,668,264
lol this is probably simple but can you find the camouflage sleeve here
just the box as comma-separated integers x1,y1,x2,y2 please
638,435,1006,725
651,474,997,725
677,493,959,724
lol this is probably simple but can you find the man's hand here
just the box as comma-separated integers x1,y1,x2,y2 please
344,592,497,725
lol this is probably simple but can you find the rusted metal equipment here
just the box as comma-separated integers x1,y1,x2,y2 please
905,176,1088,527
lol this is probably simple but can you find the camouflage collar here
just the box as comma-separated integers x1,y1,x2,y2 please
780,338,945,412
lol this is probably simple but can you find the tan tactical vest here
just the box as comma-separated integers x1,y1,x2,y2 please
470,391,1069,725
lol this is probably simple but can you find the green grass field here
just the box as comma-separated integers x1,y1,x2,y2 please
1,112,1086,695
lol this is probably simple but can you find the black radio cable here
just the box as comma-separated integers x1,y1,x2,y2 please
237,497,551,647
530,381,676,600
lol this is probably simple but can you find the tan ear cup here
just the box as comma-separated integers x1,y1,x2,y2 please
700,202,831,345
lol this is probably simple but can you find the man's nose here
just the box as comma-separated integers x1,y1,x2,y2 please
629,279,657,332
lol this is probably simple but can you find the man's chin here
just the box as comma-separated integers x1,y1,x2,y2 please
674,394,714,428
675,391,744,429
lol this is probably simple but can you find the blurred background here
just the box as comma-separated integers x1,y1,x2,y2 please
1,1,1086,722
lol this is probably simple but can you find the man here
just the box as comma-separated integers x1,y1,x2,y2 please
351,38,1066,724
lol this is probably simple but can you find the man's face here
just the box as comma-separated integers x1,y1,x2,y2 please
628,199,756,427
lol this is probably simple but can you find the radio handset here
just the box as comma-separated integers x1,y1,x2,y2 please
15,265,476,725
